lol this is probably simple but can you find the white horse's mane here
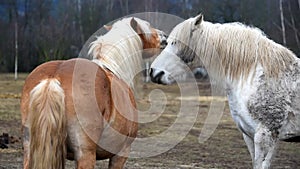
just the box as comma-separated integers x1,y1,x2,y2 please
88,17,153,87
171,18,297,81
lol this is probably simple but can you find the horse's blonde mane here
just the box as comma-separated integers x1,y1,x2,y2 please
172,19,297,81
89,17,153,87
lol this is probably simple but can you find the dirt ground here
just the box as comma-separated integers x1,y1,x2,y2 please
0,73,299,169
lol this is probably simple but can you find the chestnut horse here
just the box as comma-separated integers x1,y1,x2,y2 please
20,17,164,169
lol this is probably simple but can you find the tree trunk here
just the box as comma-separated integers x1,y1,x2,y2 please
13,1,18,80
119,0,124,15
125,0,129,15
77,0,84,45
145,0,153,11
288,1,300,50
279,0,286,46
14,21,18,80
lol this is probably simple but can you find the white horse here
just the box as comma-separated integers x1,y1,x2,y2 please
150,14,300,169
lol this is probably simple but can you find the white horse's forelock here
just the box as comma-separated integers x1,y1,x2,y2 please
174,18,297,81
88,17,153,87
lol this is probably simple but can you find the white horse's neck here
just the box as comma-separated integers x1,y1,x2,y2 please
91,26,143,88
193,21,296,84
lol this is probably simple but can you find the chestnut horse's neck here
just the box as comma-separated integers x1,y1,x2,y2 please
91,24,143,88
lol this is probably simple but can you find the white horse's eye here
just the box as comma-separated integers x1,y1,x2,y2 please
171,41,177,45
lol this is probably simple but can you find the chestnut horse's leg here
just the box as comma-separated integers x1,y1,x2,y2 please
22,126,29,169
108,146,130,169
76,149,96,169
74,135,97,169
70,126,98,169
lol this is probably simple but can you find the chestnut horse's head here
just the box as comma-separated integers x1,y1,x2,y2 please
105,17,167,58
89,17,167,87
130,18,167,51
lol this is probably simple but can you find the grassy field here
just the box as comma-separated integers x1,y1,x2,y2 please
0,73,299,169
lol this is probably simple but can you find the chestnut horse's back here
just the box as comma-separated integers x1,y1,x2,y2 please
21,59,116,169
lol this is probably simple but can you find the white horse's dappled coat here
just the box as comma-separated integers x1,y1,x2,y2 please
150,14,300,169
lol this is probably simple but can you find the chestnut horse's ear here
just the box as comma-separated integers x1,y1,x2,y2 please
104,25,112,31
130,17,142,34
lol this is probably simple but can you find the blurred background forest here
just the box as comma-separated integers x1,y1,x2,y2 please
0,0,299,73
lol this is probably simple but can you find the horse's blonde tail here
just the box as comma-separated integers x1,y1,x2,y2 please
28,79,66,169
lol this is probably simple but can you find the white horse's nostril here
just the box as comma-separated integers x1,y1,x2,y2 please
149,68,153,77
160,40,167,49
150,68,165,84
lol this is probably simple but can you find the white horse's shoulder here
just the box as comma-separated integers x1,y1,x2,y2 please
226,65,264,137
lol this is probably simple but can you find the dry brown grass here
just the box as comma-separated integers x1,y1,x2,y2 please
0,73,299,169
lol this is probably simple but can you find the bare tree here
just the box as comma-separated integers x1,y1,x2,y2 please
12,1,18,80
144,0,153,11
125,0,129,15
14,22,18,80
279,0,286,46
77,0,84,45
106,0,114,14
287,0,300,50
118,0,128,15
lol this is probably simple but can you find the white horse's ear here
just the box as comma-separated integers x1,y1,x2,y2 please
194,14,203,26
104,25,112,31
